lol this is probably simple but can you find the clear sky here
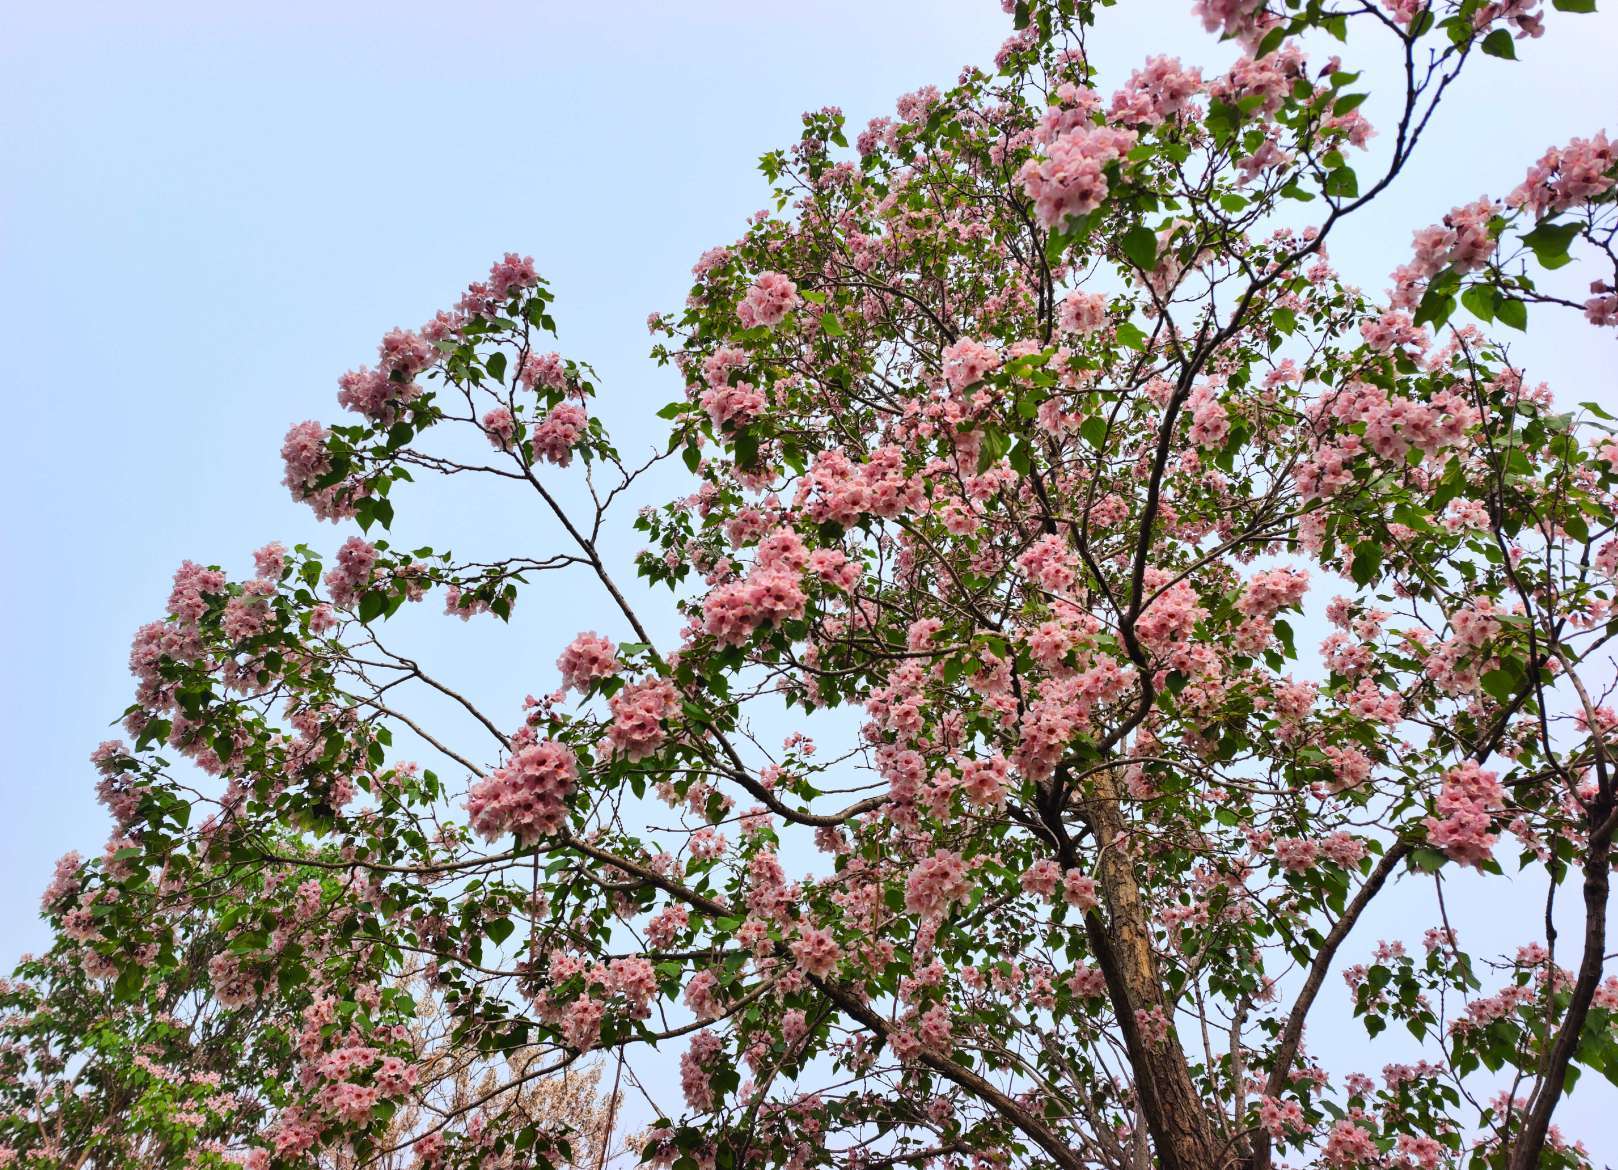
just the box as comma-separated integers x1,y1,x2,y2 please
3,0,1617,1154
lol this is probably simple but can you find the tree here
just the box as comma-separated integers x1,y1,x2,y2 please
6,0,1618,1166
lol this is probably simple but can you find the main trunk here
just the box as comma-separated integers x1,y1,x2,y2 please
1082,765,1226,1170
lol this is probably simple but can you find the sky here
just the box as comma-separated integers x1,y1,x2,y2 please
3,0,1618,1157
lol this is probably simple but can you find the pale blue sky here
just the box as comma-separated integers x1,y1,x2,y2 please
3,0,1617,1152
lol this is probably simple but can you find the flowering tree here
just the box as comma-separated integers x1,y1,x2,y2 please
7,0,1618,1167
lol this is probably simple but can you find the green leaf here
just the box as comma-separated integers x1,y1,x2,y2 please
358,591,387,623
1480,666,1523,705
1350,541,1382,586
1080,415,1108,449
486,918,514,946
1323,167,1359,199
1496,297,1528,331
1520,220,1580,270
1409,847,1448,874
1460,284,1496,322
1414,286,1456,330
1205,99,1239,146
1481,28,1517,58
1115,320,1148,351
1120,225,1158,271
1552,0,1597,9
486,351,508,383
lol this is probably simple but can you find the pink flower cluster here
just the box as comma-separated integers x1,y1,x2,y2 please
904,850,973,918
681,1030,724,1111
795,447,923,528
556,632,618,695
1187,382,1230,450
1108,56,1202,126
1018,122,1138,230
168,560,226,624
1425,760,1504,868
1057,291,1108,335
1236,568,1309,620
700,380,766,431
482,406,516,449
1297,381,1478,498
1013,661,1133,779
1322,1119,1378,1167
1018,534,1078,593
737,272,800,328
531,403,588,466
1210,43,1304,117
1359,310,1428,353
520,351,567,392
959,755,1010,807
280,420,353,521
940,338,1002,392
1193,0,1274,45
323,537,378,609
702,561,807,646
1134,571,1207,659
607,956,658,1018
466,739,578,843
1062,869,1098,911
1507,131,1616,219
1258,1095,1307,1139
791,926,841,977
604,677,678,761
683,969,722,1019
1390,201,1500,307
39,852,81,910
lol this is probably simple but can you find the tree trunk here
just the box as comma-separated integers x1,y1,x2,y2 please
1081,765,1226,1170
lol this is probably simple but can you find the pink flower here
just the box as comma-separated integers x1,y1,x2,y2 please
530,403,588,466
561,996,604,1052
1322,1119,1378,1167
482,407,516,449
905,850,973,918
699,380,767,430
1257,1095,1307,1139
959,755,1010,807
683,969,723,1019
791,926,841,977
680,1030,723,1111
737,272,800,328
604,678,679,761
557,631,619,695
1018,122,1138,230
466,739,578,843
323,537,378,609
1058,291,1108,335
520,351,567,391
1425,760,1504,868
1020,858,1062,898
1237,568,1309,620
253,542,287,579
1507,131,1616,219
1273,837,1319,873
487,251,540,301
1187,383,1230,450
1062,869,1098,912
1108,56,1202,125
940,338,1002,392
1194,0,1274,45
